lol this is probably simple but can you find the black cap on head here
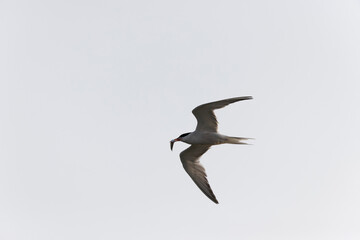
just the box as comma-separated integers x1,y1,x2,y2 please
179,132,191,138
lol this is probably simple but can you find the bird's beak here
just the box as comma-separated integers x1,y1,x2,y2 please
170,138,179,151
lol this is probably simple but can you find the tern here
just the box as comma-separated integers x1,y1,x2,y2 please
170,96,252,204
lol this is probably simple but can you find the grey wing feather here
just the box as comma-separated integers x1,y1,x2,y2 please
192,96,253,132
180,144,218,204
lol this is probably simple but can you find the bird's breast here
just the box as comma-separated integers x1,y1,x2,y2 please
183,132,226,145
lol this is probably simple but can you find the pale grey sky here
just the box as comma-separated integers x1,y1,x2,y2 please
1,0,360,239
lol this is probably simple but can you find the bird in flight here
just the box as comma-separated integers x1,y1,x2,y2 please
170,96,253,204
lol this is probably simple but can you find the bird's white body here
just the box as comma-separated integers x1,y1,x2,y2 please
182,132,221,144
170,96,253,204
181,132,238,145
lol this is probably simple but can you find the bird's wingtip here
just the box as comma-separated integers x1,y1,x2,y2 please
235,96,253,101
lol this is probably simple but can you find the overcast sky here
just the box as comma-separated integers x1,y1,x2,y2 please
1,0,360,239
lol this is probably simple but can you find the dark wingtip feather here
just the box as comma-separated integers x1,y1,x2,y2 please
239,96,253,100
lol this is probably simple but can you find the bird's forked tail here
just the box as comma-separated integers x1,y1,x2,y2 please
225,136,252,144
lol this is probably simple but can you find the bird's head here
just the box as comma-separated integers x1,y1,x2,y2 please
170,132,191,151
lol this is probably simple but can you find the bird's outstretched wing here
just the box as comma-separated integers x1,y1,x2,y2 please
180,144,218,204
192,96,253,132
